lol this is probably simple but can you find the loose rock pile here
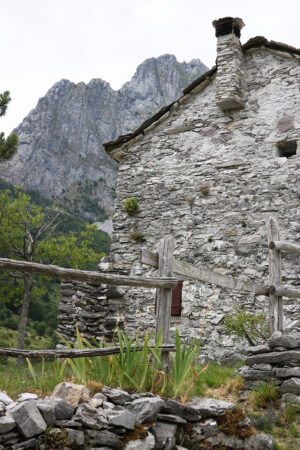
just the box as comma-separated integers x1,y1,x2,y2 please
0,382,273,449
240,328,300,403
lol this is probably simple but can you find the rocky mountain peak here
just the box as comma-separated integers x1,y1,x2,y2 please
0,55,208,221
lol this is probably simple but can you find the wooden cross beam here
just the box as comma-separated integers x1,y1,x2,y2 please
140,249,269,295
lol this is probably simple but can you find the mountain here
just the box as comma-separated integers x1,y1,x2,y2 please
0,55,207,221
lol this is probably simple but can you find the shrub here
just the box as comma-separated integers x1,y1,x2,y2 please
3,316,19,331
124,197,139,216
130,230,145,244
33,322,47,336
224,306,269,346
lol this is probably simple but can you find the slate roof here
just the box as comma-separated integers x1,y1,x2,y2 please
104,37,300,156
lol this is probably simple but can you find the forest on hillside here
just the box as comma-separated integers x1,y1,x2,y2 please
0,178,110,350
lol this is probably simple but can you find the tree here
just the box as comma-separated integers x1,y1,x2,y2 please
0,187,104,363
0,91,18,162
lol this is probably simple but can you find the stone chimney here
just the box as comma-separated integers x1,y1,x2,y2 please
212,17,245,110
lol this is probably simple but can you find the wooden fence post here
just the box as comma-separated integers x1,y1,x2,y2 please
268,216,283,334
156,238,174,372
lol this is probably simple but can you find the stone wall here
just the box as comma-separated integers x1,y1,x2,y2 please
105,48,300,362
0,385,274,449
240,325,300,402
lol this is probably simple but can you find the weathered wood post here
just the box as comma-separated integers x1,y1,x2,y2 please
156,238,174,372
268,216,283,334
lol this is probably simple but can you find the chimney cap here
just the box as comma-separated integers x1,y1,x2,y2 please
212,17,245,38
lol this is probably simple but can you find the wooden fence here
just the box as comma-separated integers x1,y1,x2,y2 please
0,238,178,366
0,215,299,362
268,216,300,333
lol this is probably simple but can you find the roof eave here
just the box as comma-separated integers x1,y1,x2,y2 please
105,37,300,160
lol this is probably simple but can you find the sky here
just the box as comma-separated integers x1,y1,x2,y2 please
2,0,300,135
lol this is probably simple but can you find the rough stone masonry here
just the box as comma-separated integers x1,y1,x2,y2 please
58,17,300,362
0,383,274,449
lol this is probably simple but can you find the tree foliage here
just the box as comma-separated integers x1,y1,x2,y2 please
0,91,18,162
0,187,105,358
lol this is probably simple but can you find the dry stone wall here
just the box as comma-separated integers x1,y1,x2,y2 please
105,49,300,362
57,265,129,346
0,384,274,449
240,324,300,401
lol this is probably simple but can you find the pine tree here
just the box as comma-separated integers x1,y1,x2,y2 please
0,91,18,162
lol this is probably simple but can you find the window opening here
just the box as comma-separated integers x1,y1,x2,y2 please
277,140,297,158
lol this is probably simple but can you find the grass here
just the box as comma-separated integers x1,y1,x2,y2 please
0,361,64,399
0,325,53,351
0,358,235,402
193,362,235,396
0,329,232,402
251,381,278,409
247,402,300,450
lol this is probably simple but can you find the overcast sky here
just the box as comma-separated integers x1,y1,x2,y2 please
2,0,300,135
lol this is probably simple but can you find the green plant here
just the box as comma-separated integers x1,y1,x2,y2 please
86,337,116,386
207,236,213,243
130,230,145,244
194,363,235,396
26,357,44,388
117,330,149,390
249,404,285,434
0,91,18,162
284,404,298,424
37,427,70,449
124,197,139,216
224,306,269,346
169,329,202,398
289,423,299,438
251,382,278,409
58,327,91,383
51,359,67,384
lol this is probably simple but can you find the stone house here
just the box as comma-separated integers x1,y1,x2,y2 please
58,17,300,362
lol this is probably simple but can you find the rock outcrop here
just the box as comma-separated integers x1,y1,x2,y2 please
0,55,207,220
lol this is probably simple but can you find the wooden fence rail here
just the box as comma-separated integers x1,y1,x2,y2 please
0,344,176,359
269,240,300,255
0,258,178,289
140,249,269,295
269,285,300,299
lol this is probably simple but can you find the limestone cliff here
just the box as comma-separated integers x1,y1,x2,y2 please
0,55,207,220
